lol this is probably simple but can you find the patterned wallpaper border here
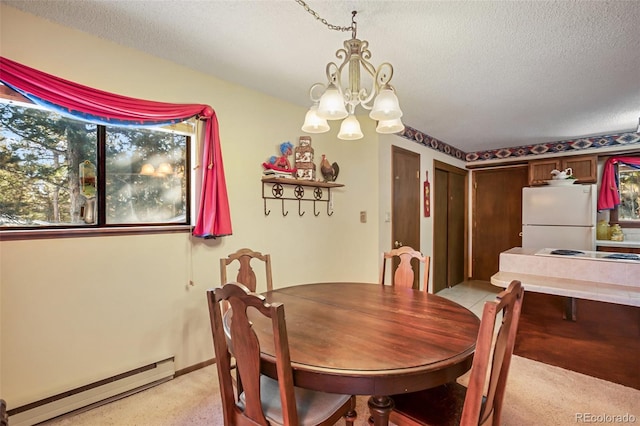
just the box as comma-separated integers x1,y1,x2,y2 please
399,126,640,162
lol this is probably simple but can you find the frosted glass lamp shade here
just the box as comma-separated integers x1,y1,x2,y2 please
301,105,330,133
317,84,348,120
376,118,405,134
369,88,403,120
337,115,363,140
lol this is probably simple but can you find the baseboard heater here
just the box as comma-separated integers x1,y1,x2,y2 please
8,357,175,426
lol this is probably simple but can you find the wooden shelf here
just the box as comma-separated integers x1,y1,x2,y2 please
261,177,344,217
261,177,344,188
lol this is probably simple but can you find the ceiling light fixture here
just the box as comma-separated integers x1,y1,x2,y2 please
299,2,404,140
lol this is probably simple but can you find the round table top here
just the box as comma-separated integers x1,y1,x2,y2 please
251,282,480,395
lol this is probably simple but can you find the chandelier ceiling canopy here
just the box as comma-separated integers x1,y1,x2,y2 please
299,3,404,140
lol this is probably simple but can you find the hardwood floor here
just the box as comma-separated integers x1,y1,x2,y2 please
513,292,640,389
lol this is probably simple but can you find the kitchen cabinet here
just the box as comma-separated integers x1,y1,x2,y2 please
596,245,640,254
528,154,597,186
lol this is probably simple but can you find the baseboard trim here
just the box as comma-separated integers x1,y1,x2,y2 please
174,358,215,378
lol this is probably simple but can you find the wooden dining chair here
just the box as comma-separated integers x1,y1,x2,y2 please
220,248,273,293
1,399,8,426
389,279,524,426
380,246,430,291
207,282,357,426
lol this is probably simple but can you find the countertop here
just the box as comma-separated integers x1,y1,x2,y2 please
491,271,640,307
491,247,640,307
596,239,640,249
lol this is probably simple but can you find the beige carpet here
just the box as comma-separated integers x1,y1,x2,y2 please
42,355,639,426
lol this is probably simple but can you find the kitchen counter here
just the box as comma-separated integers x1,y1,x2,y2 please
596,239,640,249
490,247,640,307
491,247,640,389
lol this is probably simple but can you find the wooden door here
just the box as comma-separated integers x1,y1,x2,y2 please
433,161,467,293
472,166,528,281
448,170,466,287
391,146,421,289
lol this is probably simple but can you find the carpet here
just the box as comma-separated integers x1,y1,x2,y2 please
42,355,639,425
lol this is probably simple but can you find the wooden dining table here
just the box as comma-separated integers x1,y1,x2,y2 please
248,282,481,426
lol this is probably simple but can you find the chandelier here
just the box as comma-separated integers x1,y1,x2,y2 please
300,5,404,140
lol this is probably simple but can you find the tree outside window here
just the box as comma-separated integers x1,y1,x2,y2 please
0,101,190,229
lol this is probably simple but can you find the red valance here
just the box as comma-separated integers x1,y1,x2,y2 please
597,156,640,211
0,57,231,238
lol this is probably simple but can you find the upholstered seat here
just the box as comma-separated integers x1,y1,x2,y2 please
207,282,356,426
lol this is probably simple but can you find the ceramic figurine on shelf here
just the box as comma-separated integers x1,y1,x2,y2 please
263,141,297,175
320,154,339,182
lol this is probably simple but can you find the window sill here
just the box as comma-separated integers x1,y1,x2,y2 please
0,225,192,241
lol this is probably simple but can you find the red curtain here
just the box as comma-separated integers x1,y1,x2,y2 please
597,156,640,211
0,57,231,238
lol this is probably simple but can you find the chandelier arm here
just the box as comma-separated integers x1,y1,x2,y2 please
375,62,395,88
308,82,326,103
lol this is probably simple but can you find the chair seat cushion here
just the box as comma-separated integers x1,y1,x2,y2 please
391,382,467,426
240,375,352,426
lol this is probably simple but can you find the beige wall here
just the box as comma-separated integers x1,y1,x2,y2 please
0,4,464,406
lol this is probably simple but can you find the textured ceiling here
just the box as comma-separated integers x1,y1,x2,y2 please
4,0,640,153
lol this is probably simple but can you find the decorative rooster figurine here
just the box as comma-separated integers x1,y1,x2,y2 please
320,154,339,182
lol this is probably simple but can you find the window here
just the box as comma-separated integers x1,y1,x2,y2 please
616,162,640,225
0,99,191,231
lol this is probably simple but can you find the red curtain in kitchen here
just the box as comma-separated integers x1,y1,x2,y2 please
0,56,231,238
597,156,640,211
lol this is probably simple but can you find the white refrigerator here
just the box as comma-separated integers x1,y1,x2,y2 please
522,184,597,251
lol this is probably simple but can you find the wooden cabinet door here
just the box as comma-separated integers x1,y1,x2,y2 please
528,158,561,186
563,155,597,183
528,154,597,186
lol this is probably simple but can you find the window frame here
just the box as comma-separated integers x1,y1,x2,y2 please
607,155,640,229
1,92,195,241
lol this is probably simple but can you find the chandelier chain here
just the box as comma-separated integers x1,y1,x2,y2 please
295,0,354,33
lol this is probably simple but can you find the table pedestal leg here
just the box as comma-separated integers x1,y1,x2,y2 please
367,395,394,426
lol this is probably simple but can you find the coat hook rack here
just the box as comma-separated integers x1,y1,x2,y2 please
262,177,344,218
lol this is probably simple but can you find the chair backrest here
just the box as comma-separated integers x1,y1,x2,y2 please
461,279,524,426
1,399,8,426
380,246,430,291
207,282,299,425
220,248,273,293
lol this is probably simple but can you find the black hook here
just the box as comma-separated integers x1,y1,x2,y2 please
281,200,288,217
264,199,271,216
298,200,305,217
313,201,320,217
